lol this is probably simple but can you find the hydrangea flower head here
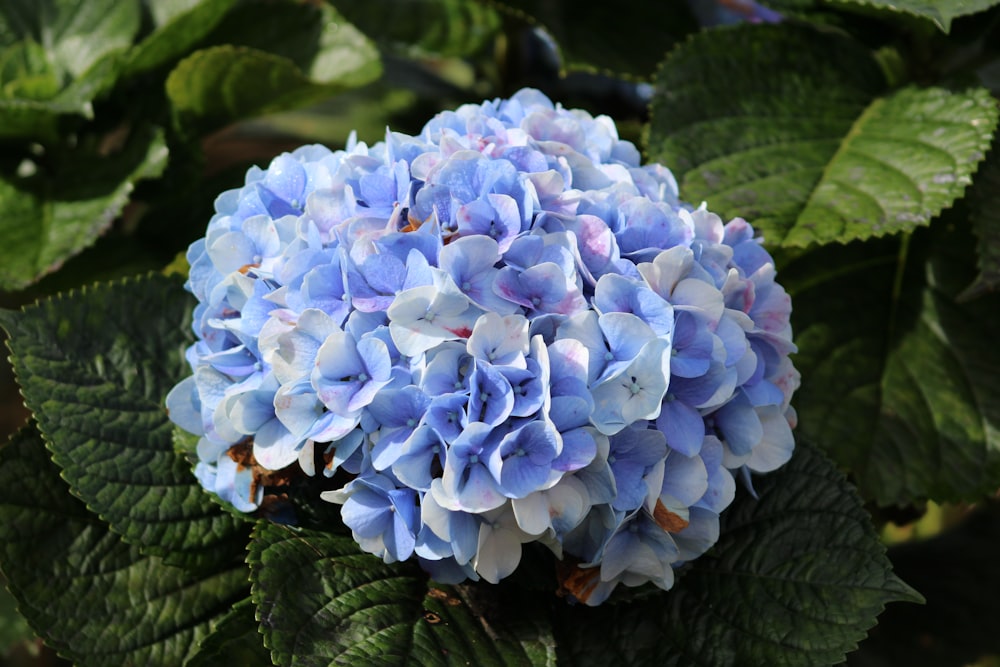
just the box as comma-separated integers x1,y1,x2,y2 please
167,89,799,605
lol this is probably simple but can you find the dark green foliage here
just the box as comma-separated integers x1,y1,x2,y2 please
495,0,698,78
249,523,557,666
4,1,999,665
0,274,247,569
0,424,249,666
784,221,1000,505
555,445,919,667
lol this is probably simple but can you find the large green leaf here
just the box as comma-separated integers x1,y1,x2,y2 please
555,444,919,667
0,580,34,652
832,0,1000,32
0,425,249,666
122,0,238,78
647,23,998,247
0,273,247,569
0,124,169,290
784,219,1000,505
248,523,556,666
166,3,380,135
330,0,501,57
495,0,698,78
0,0,139,78
187,598,272,667
0,0,140,139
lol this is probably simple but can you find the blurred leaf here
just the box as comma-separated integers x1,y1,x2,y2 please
0,0,140,78
784,220,1000,505
186,598,272,667
330,0,501,57
248,523,556,666
0,124,168,290
0,424,249,666
555,444,920,667
0,581,34,652
123,0,238,78
647,23,998,246
495,0,698,78
166,3,380,135
960,139,1000,299
0,40,60,99
848,502,1000,667
0,273,248,570
831,0,1000,31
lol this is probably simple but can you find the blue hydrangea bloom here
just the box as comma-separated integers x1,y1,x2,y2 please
167,89,799,606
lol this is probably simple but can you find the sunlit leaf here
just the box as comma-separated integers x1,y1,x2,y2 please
831,0,1000,31
647,23,998,246
0,124,168,290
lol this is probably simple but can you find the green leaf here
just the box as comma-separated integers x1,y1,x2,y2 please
248,523,556,666
647,23,999,247
187,598,272,667
123,0,238,78
0,47,124,140
831,0,1000,31
0,0,140,78
784,219,1000,505
556,444,920,667
166,3,380,135
846,501,1000,666
0,273,247,569
0,424,249,666
960,139,1000,300
329,0,501,57
0,580,35,651
0,124,168,290
0,0,139,139
495,0,698,78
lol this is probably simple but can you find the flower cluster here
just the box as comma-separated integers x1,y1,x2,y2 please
166,89,799,605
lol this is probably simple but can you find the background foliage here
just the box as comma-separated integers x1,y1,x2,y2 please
1,0,999,665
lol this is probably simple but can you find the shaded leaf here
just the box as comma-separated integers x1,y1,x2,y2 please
647,23,998,246
330,0,501,57
0,580,35,651
832,0,1000,31
248,523,556,666
960,138,1000,299
784,220,1000,505
555,444,920,667
0,424,249,666
166,3,380,135
495,0,698,78
0,124,169,290
847,502,1000,667
0,273,247,569
187,598,272,667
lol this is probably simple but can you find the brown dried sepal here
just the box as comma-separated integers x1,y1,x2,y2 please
555,558,602,605
227,439,300,501
427,588,463,606
653,499,690,533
